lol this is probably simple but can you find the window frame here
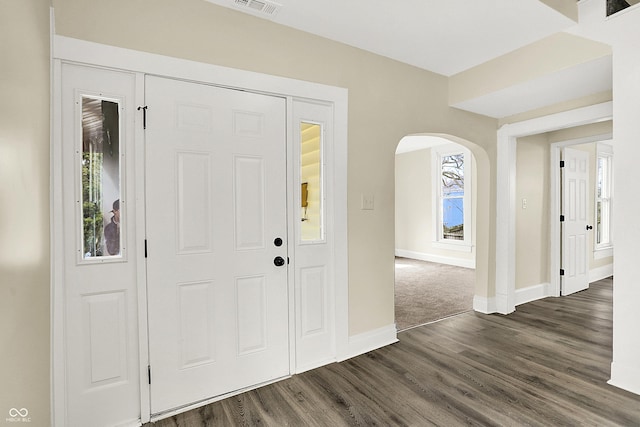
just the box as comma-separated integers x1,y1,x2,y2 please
431,145,472,252
76,93,127,264
594,142,613,258
298,119,326,245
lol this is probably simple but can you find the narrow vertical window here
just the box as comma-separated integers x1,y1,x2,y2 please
432,145,472,251
300,122,323,241
595,145,613,250
81,97,122,259
441,154,465,241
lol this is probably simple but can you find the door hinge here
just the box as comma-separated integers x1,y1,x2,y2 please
144,239,148,258
560,215,565,222
560,269,565,276
148,365,151,385
560,160,565,168
137,105,148,129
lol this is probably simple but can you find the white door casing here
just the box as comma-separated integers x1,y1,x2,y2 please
145,76,290,414
561,147,590,295
58,63,141,427
494,102,612,314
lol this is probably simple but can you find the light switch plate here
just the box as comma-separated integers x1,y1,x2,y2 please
361,194,375,210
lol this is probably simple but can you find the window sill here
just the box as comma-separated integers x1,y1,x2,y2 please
432,241,473,253
594,247,613,260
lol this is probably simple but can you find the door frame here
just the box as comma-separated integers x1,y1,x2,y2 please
494,101,612,314
550,134,612,297
51,35,349,425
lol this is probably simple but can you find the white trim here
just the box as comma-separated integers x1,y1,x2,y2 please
53,36,348,104
52,36,350,425
150,375,291,423
549,133,613,299
111,420,141,427
50,19,67,427
340,325,398,362
295,357,338,375
473,295,496,314
395,249,475,269
496,102,613,314
609,362,640,395
432,241,473,253
594,247,613,259
133,73,151,425
515,283,550,306
590,263,613,283
595,144,614,252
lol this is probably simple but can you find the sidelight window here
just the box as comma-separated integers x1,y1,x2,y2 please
80,96,122,259
300,122,324,242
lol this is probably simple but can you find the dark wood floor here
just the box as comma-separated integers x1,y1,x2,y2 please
150,277,640,426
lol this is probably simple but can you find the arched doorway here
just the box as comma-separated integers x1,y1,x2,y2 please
394,134,481,330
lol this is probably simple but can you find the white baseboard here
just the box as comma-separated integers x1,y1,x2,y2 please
610,361,640,396
515,282,550,306
590,263,613,283
395,249,475,269
473,295,496,314
474,283,550,313
295,357,336,375
339,324,398,362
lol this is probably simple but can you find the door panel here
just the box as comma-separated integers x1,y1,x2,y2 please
562,147,590,295
145,76,289,414
60,64,140,427
292,100,336,371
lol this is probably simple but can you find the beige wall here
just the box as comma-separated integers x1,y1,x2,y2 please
52,0,498,335
0,0,51,424
395,146,476,265
515,134,550,289
395,149,433,253
499,90,612,126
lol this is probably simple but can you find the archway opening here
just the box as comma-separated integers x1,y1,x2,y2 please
394,134,480,330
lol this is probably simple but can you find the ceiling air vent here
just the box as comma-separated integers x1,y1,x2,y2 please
233,0,282,17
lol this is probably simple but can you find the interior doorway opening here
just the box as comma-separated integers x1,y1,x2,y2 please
394,134,477,331
513,124,613,307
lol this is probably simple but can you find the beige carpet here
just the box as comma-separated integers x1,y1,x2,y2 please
395,257,475,331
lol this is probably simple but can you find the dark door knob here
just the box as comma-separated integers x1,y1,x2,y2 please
274,237,283,247
586,225,593,230
274,256,286,267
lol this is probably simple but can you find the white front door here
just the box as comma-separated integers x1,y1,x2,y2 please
561,147,590,296
145,76,290,414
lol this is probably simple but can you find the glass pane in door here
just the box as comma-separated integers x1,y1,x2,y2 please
300,122,323,241
81,97,122,258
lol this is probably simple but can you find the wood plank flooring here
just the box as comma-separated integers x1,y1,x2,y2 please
148,277,640,426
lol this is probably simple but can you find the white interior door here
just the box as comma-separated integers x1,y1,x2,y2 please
145,76,290,414
561,147,590,296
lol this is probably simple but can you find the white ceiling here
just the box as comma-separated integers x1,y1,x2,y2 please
451,55,613,118
206,0,576,76
205,0,612,118
396,135,453,154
